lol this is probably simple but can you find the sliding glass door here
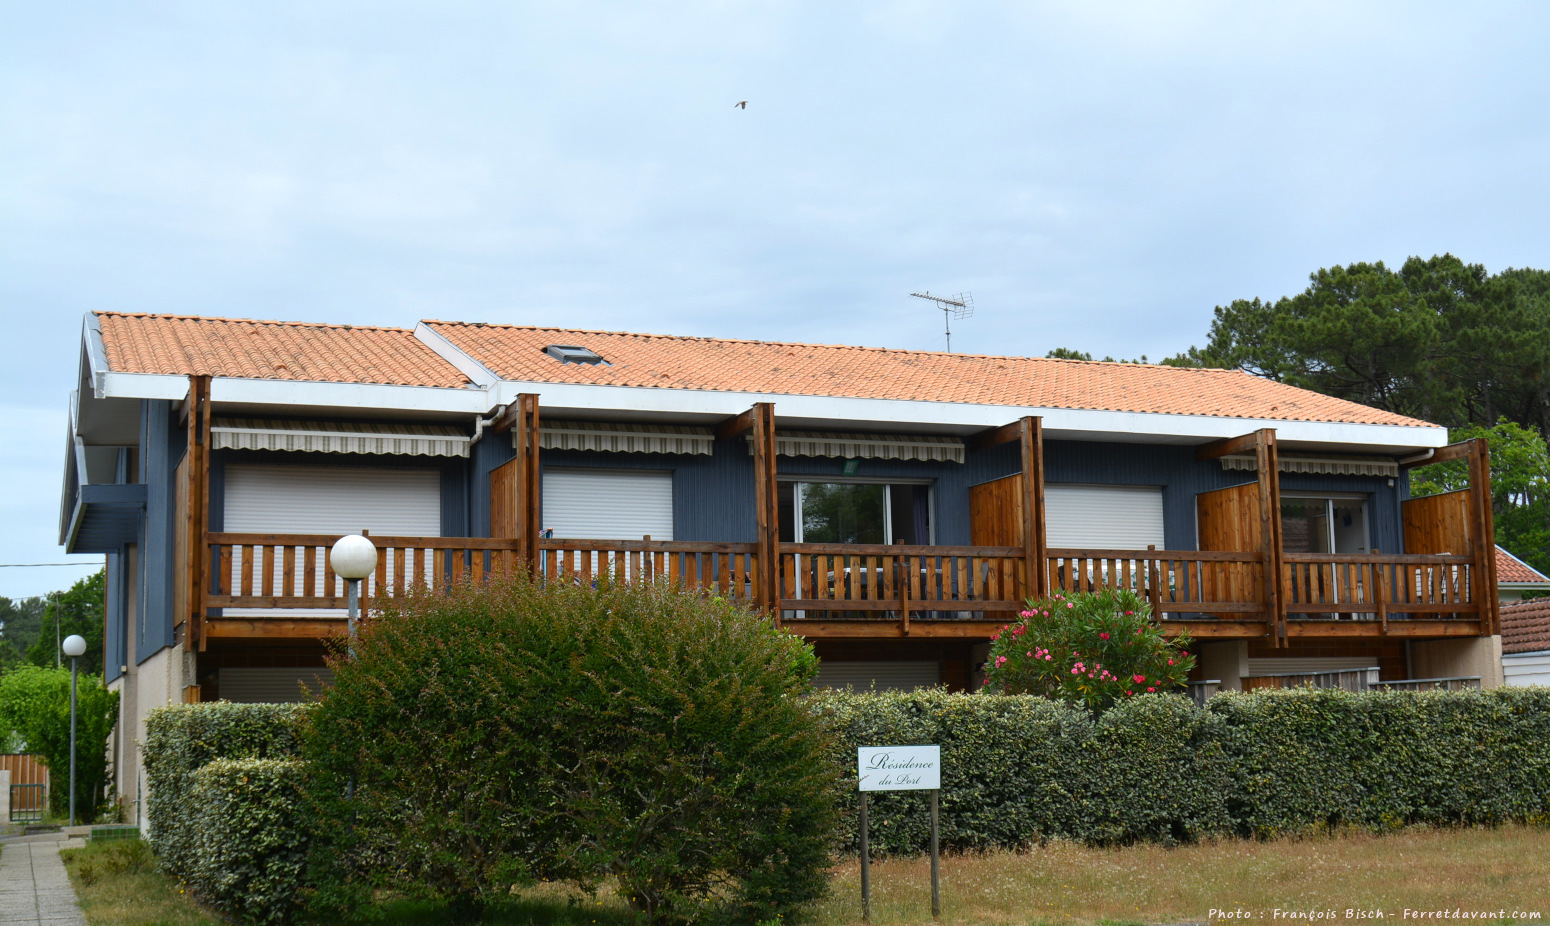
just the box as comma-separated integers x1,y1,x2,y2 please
777,481,932,545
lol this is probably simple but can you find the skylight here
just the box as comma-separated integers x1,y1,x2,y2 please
544,344,607,365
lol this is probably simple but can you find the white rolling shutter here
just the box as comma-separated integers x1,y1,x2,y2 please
222,465,442,616
814,661,941,692
1045,484,1165,550
542,470,674,541
218,667,335,703
1247,657,1380,675
224,465,442,536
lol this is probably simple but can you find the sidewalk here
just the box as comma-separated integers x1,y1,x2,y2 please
0,833,89,926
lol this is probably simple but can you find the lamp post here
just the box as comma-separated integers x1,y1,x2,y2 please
62,633,87,826
329,535,378,653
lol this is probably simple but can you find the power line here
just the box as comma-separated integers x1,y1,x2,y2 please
0,563,103,568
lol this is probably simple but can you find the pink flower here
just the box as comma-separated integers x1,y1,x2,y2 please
1133,674,1146,684
1027,651,1034,658
1020,610,1034,617
1066,603,1075,609
1146,686,1156,693
995,655,1008,667
1099,632,1110,640
1045,654,1053,661
1168,659,1175,666
1070,667,1080,675
1125,610,1134,615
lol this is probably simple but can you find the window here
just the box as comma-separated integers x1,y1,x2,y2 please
1280,495,1369,554
777,480,932,545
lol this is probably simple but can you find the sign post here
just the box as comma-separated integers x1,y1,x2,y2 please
857,744,942,921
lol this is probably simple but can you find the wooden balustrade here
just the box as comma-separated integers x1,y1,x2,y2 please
201,534,1486,639
1281,552,1478,623
536,538,759,603
777,543,1026,617
205,533,526,608
1045,548,1268,617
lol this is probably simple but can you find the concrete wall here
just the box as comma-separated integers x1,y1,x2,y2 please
120,639,190,831
1197,640,1249,691
1,768,9,824
1411,635,1505,689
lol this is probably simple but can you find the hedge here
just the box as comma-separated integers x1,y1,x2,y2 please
187,759,310,926
143,703,311,884
141,688,1550,920
819,686,1550,854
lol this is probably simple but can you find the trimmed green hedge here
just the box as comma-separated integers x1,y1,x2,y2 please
143,703,311,884
141,688,1550,920
187,759,309,926
821,686,1550,854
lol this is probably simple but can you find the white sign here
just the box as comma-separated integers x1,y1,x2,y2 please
857,745,940,792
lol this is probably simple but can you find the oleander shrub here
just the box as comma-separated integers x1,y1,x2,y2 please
187,759,309,926
984,589,1195,709
142,702,309,881
302,575,843,925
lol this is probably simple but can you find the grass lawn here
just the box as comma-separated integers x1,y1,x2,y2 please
59,826,1550,926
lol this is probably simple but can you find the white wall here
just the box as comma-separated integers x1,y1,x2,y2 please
1504,651,1550,687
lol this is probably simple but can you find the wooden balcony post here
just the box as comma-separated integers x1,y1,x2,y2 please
1019,416,1047,600
1253,428,1286,647
1468,438,1498,634
517,394,541,576
749,403,780,616
186,375,211,652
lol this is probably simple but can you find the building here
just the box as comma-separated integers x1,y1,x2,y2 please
60,311,1505,823
1495,546,1550,603
1500,598,1550,686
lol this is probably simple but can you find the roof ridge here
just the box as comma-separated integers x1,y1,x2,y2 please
422,320,1237,373
1497,545,1550,583
97,310,416,335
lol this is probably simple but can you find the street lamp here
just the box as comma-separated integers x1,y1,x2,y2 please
330,535,377,651
62,633,86,826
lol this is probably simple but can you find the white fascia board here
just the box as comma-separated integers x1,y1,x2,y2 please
413,323,501,388
96,370,496,413
492,381,1450,451
98,371,191,401
83,314,111,397
211,377,493,413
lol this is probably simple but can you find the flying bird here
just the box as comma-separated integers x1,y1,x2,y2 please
734,100,747,109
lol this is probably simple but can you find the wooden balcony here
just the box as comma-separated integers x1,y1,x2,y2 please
194,533,1486,643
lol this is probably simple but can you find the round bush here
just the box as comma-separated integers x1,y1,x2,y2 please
302,574,842,924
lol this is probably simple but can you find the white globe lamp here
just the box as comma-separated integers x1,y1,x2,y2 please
62,634,87,825
330,534,378,649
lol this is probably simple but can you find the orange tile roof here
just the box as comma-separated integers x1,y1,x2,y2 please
425,322,1434,427
1501,598,1550,654
97,312,471,388
1497,546,1550,585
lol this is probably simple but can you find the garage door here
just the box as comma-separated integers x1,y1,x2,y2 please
543,469,674,541
814,661,940,692
1045,484,1165,550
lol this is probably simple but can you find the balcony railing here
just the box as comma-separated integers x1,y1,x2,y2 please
199,534,1485,637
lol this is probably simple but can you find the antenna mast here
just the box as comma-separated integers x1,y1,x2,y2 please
910,291,974,352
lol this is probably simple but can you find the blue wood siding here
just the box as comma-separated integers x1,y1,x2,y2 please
135,400,182,664
466,435,1405,553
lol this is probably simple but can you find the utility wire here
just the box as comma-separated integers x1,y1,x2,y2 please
0,563,103,568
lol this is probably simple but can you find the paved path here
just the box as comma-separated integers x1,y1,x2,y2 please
0,834,89,926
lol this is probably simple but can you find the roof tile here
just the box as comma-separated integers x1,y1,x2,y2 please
1501,597,1550,655
425,322,1434,426
1496,546,1550,586
97,313,471,388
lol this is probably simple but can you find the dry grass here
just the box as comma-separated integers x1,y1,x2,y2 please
53,826,1550,925
807,825,1550,926
60,839,221,926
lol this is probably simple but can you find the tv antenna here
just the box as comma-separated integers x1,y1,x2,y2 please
910,291,974,352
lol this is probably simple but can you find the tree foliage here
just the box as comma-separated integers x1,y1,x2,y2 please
0,596,46,669
0,665,119,821
1165,255,1550,432
24,570,106,676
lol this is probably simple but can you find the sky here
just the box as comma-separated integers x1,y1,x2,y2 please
2,1,1548,598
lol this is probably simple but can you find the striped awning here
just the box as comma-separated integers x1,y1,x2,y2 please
538,421,714,455
1221,454,1399,477
211,418,471,457
751,430,965,463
